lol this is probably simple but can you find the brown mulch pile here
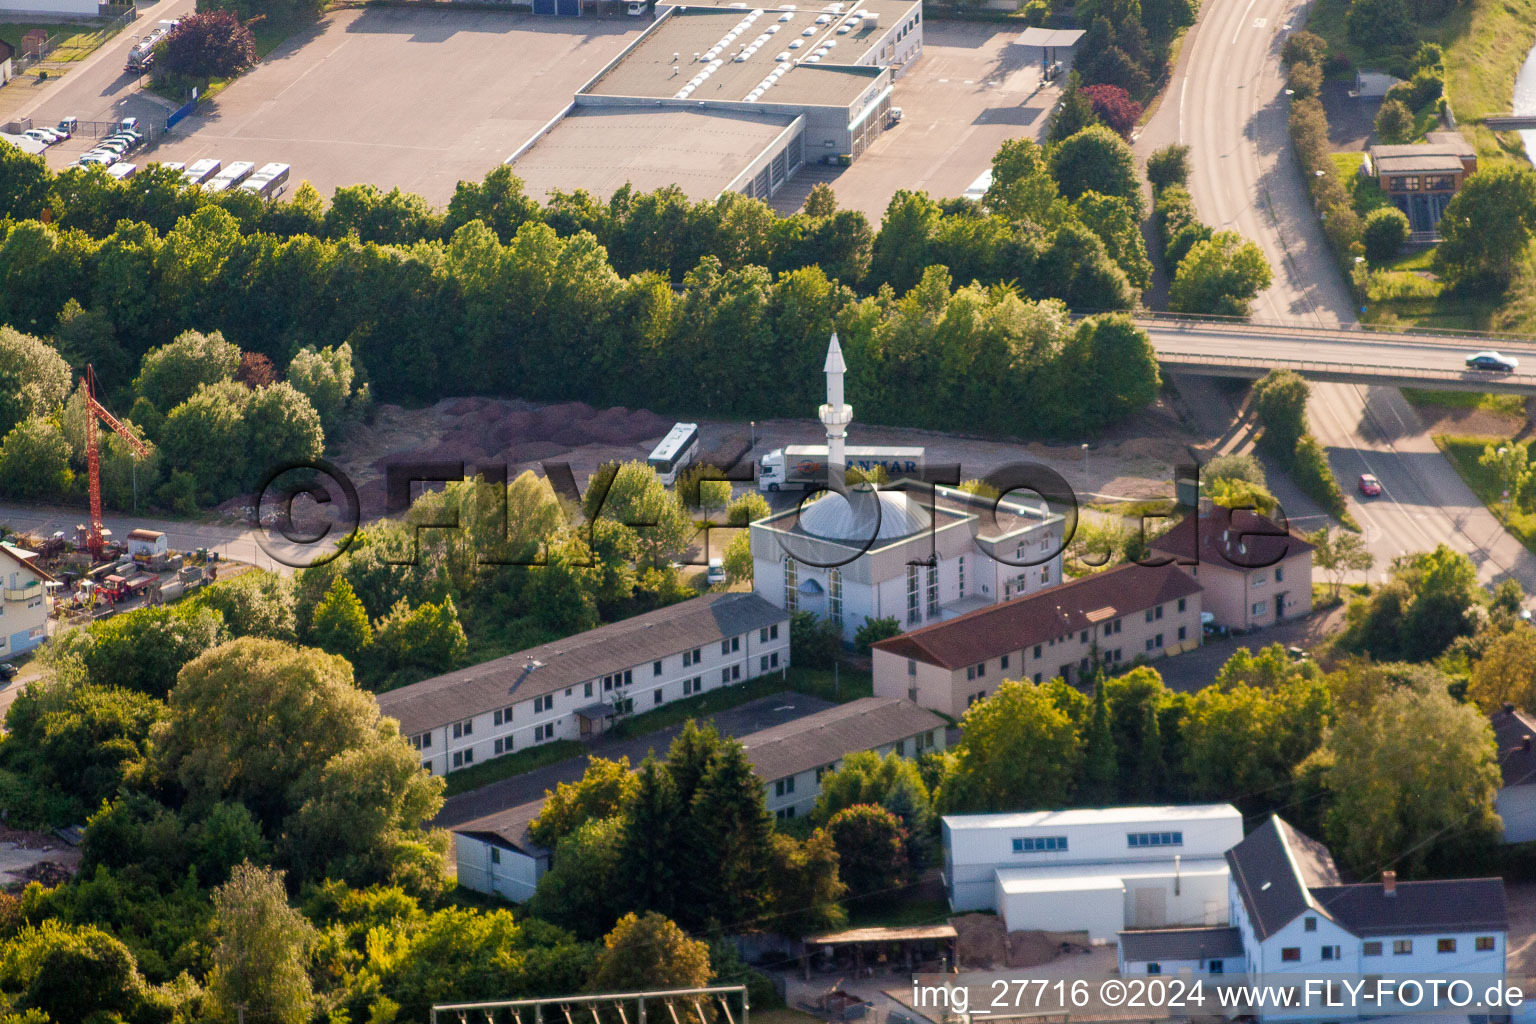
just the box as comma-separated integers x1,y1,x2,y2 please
952,913,1007,970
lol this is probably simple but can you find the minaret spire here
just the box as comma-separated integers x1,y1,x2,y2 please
819,332,853,489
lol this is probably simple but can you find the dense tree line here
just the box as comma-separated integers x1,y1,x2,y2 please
0,137,1160,446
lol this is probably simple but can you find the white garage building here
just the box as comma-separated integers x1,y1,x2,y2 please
943,804,1244,941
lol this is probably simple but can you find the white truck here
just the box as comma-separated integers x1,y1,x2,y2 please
126,20,178,72
757,445,925,491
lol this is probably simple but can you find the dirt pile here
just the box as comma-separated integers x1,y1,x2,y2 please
952,913,1007,970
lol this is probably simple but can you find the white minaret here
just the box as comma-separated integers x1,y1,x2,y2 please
819,332,853,489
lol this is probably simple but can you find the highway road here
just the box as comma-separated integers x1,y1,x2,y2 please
1136,0,1536,590
1139,317,1536,392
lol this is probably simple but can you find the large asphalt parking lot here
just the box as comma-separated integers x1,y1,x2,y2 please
64,7,646,205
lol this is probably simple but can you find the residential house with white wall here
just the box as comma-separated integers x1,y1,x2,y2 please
942,804,1244,941
0,542,52,660
1119,816,1509,1020
452,799,550,904
378,592,789,775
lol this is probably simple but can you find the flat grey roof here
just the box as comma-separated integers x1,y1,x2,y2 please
1016,27,1085,47
511,105,797,201
584,6,881,105
377,591,788,735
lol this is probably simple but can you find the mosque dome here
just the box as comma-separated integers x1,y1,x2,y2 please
798,489,931,544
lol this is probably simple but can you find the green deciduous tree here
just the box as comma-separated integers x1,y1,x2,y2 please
1362,206,1410,263
1435,165,1536,292
1374,98,1415,145
1308,525,1376,599
286,342,354,430
58,602,228,699
1169,231,1273,316
1312,684,1502,877
531,756,641,849
308,576,374,661
588,913,710,993
1253,369,1310,456
826,804,908,900
133,329,241,412
722,529,753,585
1050,125,1143,211
766,829,847,939
0,327,71,437
937,680,1081,812
372,595,469,673
193,569,297,642
1468,625,1536,713
207,862,315,1024
1145,144,1190,192
0,417,72,501
529,816,628,938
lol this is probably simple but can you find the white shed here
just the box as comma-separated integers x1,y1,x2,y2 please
451,799,550,903
126,529,168,559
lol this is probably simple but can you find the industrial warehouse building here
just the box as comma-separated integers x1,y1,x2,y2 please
942,804,1245,940
378,592,789,775
454,696,944,899
509,0,924,201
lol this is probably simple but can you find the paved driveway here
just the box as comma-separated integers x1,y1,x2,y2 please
433,690,835,827
1151,605,1346,692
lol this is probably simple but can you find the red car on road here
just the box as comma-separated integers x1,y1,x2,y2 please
1358,473,1382,497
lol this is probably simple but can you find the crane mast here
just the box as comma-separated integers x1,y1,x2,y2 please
82,366,151,558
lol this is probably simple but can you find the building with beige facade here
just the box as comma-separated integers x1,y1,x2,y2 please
1147,504,1313,632
870,562,1202,719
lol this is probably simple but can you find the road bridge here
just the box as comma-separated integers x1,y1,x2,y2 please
1135,316,1536,395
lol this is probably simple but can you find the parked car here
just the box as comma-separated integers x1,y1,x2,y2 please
22,129,59,145
118,116,140,132
56,116,78,137
0,663,16,681
1467,351,1519,372
1358,473,1382,497
706,557,726,586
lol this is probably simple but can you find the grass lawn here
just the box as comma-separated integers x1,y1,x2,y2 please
1303,0,1536,164
1401,389,1527,416
1434,433,1536,553
0,19,120,63
441,738,585,797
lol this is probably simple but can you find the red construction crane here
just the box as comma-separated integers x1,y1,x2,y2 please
82,366,151,559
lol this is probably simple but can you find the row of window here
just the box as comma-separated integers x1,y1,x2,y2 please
1127,831,1182,847
1280,936,1495,961
1386,175,1456,192
1012,836,1067,853
1145,960,1223,975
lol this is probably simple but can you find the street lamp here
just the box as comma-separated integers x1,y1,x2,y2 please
751,421,756,450
1081,443,1090,495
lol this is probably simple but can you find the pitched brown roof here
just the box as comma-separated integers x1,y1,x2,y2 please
870,562,1201,671
1148,505,1312,572
738,697,945,782
0,542,56,584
